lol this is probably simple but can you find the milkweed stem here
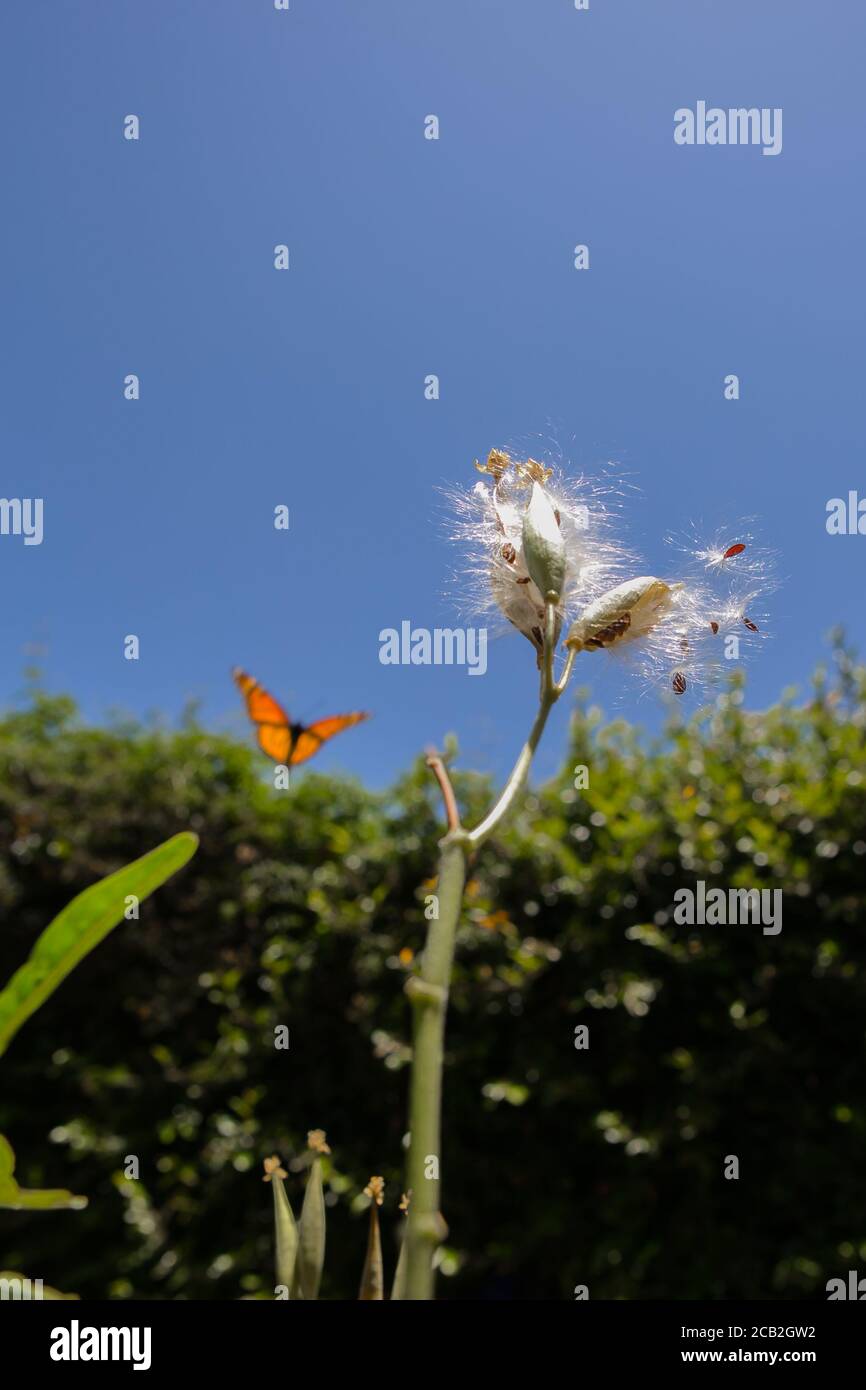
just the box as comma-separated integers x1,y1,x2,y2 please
404,600,574,1297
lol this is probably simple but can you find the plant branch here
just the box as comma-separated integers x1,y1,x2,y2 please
424,750,462,833
555,645,577,696
470,597,563,850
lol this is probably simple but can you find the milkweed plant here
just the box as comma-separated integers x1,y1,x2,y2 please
266,447,776,1300
399,448,775,1298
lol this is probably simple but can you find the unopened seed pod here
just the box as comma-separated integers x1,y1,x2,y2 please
521,482,566,601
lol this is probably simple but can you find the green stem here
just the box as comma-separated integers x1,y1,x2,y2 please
404,832,468,1299
404,598,574,1298
468,692,555,849
555,645,577,697
470,596,561,850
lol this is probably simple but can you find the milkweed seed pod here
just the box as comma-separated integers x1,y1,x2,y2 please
565,577,678,653
521,481,566,603
449,449,633,665
482,455,565,661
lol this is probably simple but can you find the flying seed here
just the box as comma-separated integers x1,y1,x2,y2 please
723,543,746,559
672,672,687,695
517,575,531,585
501,542,516,564
743,617,759,632
709,621,719,635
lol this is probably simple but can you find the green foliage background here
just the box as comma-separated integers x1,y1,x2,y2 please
1,649,865,1300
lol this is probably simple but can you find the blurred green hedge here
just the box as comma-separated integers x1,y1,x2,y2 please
1,647,865,1300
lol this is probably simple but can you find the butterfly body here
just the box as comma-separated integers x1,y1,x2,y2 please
233,668,369,766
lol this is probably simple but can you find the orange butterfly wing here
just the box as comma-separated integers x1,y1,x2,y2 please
234,668,368,767
233,668,290,725
257,722,293,764
289,712,369,766
233,668,293,763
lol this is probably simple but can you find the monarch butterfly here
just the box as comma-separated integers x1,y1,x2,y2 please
233,668,369,766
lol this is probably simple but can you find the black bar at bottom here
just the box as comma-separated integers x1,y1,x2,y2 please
0,1296,861,1374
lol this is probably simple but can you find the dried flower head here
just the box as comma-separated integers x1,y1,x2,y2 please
262,1154,287,1182
364,1175,385,1206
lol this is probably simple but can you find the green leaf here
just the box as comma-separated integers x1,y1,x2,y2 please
272,1174,299,1295
295,1156,326,1300
0,1133,87,1212
0,832,198,1058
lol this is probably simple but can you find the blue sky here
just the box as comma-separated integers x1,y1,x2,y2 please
1,1,863,787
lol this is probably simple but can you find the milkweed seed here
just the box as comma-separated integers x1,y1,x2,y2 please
501,542,516,564
723,543,746,559
589,612,631,647
672,671,687,694
743,617,759,632
709,621,719,635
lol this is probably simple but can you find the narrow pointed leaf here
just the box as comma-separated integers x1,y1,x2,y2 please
358,1206,384,1300
272,1175,299,1295
0,832,198,1058
295,1157,326,1300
